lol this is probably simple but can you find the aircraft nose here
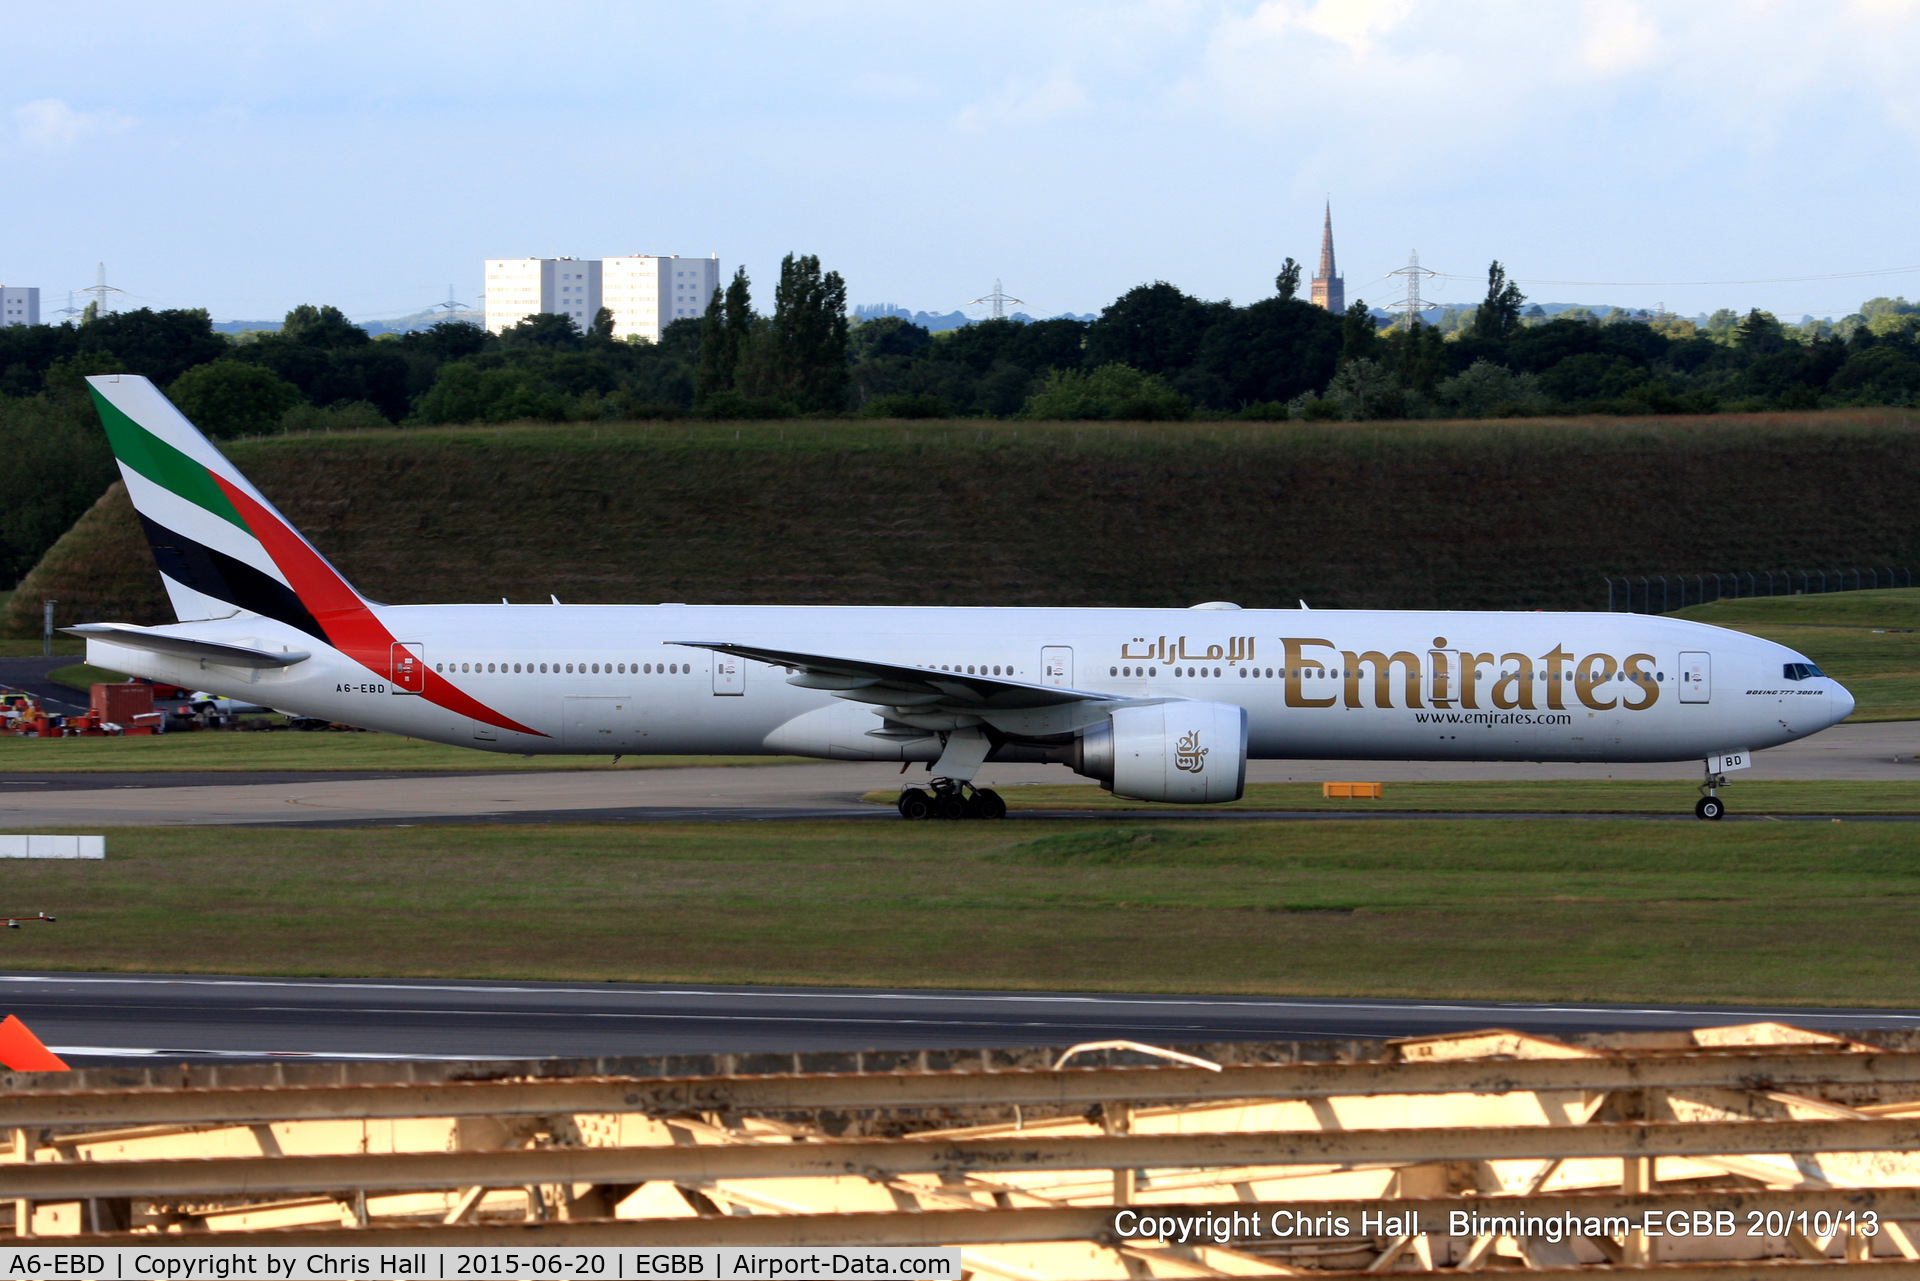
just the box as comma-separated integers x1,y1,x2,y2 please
1830,681,1856,725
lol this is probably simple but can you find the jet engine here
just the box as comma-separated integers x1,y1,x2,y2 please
1066,702,1248,803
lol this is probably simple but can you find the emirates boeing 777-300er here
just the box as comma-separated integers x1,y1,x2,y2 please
71,375,1854,820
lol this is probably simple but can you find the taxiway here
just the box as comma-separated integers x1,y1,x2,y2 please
2,722,1914,827
7,970,1920,1064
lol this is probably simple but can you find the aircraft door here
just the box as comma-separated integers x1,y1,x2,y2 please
1426,648,1460,706
390,642,425,694
563,696,635,748
1679,652,1711,703
712,652,744,696
1041,646,1073,688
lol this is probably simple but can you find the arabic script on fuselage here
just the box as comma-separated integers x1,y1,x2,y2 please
1120,636,1256,663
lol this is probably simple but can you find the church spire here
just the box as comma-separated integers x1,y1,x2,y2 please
1310,202,1345,314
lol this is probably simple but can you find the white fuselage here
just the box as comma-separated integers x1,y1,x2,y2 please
87,604,1851,766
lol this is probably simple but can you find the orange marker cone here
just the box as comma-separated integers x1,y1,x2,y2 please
0,1014,69,1071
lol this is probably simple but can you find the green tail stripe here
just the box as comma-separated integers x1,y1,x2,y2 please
90,388,248,532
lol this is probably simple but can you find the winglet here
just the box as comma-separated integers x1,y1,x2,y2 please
0,1015,69,1071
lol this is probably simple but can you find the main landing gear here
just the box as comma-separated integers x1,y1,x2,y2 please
898,778,1007,821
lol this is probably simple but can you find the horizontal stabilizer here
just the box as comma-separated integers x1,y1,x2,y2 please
64,623,310,669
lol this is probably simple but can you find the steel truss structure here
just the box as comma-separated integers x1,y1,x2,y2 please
9,1022,1920,1277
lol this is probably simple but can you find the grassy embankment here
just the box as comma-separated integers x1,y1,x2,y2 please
8,411,1919,638
0,588,83,657
6,818,1920,1005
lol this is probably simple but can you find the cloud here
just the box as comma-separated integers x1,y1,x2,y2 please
13,98,129,150
1295,0,1418,53
1851,0,1920,17
954,69,1090,131
1579,0,1660,73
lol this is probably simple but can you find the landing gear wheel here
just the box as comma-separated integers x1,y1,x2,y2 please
936,794,969,821
898,790,933,821
972,788,1007,820
1695,796,1725,821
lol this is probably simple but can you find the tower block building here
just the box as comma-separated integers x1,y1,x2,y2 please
1310,204,1345,314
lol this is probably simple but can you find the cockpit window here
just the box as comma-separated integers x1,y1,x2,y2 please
1783,662,1825,681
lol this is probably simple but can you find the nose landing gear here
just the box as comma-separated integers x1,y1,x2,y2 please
898,778,1007,820
1696,761,1729,820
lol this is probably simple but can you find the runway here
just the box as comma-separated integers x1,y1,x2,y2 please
7,970,1920,1065
3,722,1916,827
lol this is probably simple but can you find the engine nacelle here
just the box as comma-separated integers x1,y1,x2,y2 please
1068,702,1248,803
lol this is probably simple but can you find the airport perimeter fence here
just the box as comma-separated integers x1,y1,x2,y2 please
1603,567,1914,614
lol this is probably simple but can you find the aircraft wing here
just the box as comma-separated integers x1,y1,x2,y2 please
64,623,311,670
667,640,1117,710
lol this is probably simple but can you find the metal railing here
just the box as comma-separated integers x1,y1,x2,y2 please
1604,567,1914,614
8,1021,1920,1270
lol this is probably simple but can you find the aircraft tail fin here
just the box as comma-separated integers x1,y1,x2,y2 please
85,374,365,643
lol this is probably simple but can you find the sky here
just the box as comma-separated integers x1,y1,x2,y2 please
7,0,1920,325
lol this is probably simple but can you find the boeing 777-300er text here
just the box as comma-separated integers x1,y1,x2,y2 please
71,375,1853,820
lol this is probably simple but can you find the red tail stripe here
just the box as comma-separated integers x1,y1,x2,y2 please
211,477,545,737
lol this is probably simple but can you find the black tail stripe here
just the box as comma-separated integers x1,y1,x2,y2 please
135,513,329,644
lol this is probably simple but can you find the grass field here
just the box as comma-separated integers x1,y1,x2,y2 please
865,780,1920,814
0,731,803,772
5,818,1920,1005
48,662,127,690
0,638,82,657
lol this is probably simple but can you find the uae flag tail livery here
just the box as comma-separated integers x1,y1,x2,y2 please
79,373,531,735
88,373,366,640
